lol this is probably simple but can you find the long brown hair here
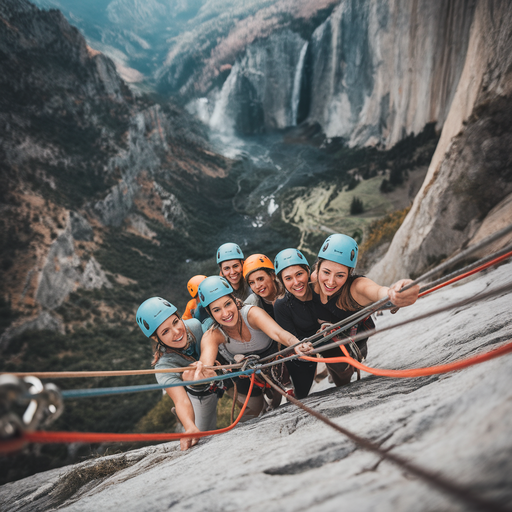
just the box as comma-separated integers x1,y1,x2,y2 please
150,313,196,366
232,277,251,301
205,293,244,337
317,258,362,312
246,268,285,302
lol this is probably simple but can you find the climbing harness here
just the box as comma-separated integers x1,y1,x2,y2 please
319,323,364,380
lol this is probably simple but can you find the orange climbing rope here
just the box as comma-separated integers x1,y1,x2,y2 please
300,341,512,378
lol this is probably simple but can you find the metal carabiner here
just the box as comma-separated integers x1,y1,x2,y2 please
23,377,63,430
233,354,261,372
0,374,28,440
0,375,63,436
23,376,45,430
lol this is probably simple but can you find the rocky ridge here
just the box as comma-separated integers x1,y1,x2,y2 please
186,0,475,147
0,0,231,342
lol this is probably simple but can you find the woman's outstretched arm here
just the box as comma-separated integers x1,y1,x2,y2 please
165,385,200,451
199,329,224,366
351,277,419,308
247,306,313,353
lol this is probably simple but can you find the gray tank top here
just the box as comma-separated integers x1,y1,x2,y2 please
217,305,273,356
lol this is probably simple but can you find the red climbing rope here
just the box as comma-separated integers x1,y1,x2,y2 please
0,375,255,453
260,373,512,512
419,250,512,298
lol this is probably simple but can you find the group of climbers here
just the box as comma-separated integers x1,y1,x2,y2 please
135,234,420,450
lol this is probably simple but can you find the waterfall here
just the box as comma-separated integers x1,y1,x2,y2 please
209,64,238,134
291,41,308,126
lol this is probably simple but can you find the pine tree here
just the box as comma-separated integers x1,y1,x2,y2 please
350,196,364,215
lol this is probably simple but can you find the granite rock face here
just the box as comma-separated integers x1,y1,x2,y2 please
35,229,111,311
305,0,476,146
0,311,64,350
69,212,94,242
369,0,512,284
193,0,477,145
35,231,81,311
2,260,511,511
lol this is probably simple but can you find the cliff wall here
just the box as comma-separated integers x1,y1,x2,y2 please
369,0,512,283
307,0,476,146
0,0,230,341
194,0,476,147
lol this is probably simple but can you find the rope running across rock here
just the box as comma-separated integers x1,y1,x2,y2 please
0,375,255,454
260,373,512,512
1,230,512,509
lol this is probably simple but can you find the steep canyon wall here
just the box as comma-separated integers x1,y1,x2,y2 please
369,0,512,283
0,0,229,341
199,0,476,147
307,0,476,146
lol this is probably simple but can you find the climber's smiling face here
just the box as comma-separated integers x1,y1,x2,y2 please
156,314,187,349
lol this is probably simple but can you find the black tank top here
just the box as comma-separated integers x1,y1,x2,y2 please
273,287,320,341
311,276,375,335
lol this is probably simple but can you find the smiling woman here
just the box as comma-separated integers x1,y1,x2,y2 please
273,248,321,398
311,234,420,385
136,297,219,451
197,276,312,419
216,242,253,301
243,253,285,319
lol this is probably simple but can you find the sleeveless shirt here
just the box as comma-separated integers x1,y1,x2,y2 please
216,305,273,356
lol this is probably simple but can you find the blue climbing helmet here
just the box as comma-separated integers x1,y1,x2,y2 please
274,248,309,275
198,276,233,308
216,242,244,264
136,297,178,338
318,234,358,268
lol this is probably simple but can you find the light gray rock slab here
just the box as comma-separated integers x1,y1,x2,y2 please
2,261,512,511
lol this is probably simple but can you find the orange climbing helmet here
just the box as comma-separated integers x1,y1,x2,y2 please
187,275,207,298
243,254,274,279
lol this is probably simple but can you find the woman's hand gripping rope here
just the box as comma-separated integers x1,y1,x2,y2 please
183,361,217,383
293,340,314,355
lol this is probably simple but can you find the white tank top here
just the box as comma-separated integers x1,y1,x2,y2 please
218,305,273,355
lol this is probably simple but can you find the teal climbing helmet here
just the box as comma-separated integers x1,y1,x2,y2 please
274,248,309,275
217,242,244,264
198,276,234,308
318,234,358,268
136,297,178,338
